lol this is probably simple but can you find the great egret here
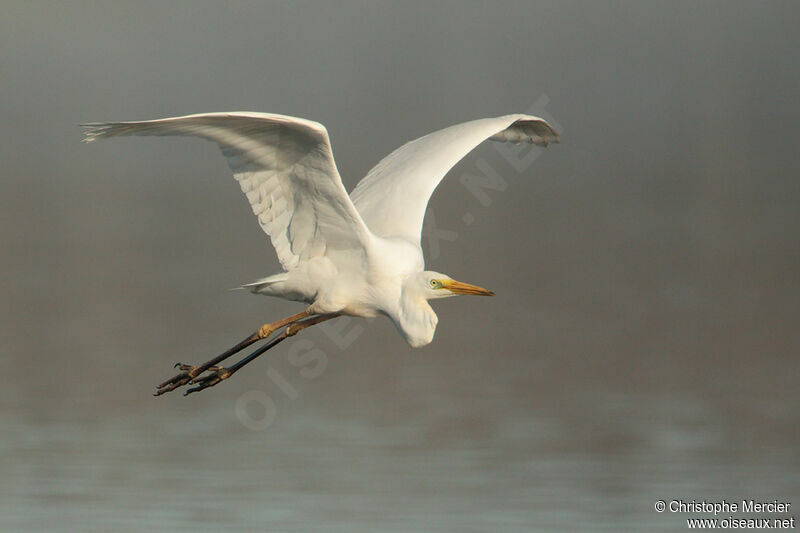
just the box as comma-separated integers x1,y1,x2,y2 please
82,112,559,395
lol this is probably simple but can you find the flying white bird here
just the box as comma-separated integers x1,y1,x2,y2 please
82,111,559,395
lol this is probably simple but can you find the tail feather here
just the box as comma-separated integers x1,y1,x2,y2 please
240,273,288,294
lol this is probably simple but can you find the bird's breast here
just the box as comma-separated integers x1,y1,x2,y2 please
308,237,421,319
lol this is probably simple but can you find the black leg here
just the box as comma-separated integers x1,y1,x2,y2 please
154,309,311,396
183,313,341,396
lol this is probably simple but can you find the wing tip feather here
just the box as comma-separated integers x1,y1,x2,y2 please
80,123,116,143
490,116,561,146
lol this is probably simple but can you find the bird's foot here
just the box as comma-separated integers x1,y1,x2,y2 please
151,312,336,398
184,367,235,396
154,362,211,396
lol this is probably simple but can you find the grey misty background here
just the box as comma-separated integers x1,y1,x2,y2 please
1,1,798,532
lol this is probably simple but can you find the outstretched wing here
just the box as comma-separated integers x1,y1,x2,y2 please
83,112,371,271
349,114,559,245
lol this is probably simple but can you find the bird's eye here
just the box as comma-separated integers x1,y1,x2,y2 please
430,279,437,287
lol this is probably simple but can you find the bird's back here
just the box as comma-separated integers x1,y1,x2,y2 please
245,234,423,318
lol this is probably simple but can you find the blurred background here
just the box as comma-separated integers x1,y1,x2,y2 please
1,1,798,531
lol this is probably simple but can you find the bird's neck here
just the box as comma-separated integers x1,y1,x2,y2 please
392,290,438,348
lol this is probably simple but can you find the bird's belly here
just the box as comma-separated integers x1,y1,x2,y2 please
312,282,386,318
340,303,381,318
304,237,418,318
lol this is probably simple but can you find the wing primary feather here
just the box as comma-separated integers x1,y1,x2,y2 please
350,114,559,245
82,112,372,271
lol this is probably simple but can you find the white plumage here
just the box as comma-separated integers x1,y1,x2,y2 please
83,111,558,392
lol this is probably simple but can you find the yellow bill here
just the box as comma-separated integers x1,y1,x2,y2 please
442,279,495,296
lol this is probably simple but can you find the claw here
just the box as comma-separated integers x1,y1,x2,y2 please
155,364,202,396
153,311,335,397
184,378,218,396
154,375,191,396
156,372,189,389
154,362,231,397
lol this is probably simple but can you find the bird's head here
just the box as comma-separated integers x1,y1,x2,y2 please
415,271,495,300
394,271,494,348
